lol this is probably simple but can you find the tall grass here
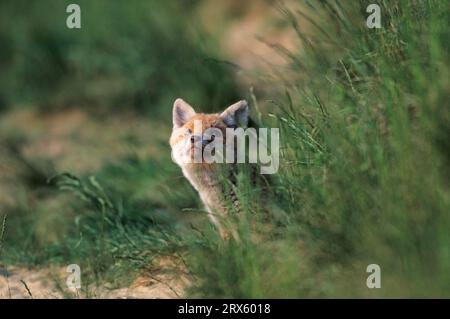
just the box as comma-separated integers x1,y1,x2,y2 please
187,0,450,297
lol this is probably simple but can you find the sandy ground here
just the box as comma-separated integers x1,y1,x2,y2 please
0,257,189,299
0,266,62,299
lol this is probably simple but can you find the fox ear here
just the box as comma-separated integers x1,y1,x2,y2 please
220,100,249,127
173,98,196,128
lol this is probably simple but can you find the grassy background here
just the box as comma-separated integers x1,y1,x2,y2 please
0,0,449,297
0,0,241,114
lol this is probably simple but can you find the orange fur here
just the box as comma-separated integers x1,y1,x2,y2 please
169,98,248,238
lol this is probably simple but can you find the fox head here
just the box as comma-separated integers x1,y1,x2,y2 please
169,98,249,166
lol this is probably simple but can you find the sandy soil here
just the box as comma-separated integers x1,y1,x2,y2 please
0,266,62,299
0,257,189,299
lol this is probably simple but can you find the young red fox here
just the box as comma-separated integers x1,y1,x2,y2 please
169,98,249,237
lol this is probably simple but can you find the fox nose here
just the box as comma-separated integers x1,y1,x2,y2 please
201,138,209,146
190,135,212,146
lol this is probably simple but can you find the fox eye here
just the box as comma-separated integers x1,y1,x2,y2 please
186,128,192,134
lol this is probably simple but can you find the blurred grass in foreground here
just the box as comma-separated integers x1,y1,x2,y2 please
187,0,450,297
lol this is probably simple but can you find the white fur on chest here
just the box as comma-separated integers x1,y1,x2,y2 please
181,165,227,220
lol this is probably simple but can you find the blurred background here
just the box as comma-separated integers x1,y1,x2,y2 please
0,0,449,298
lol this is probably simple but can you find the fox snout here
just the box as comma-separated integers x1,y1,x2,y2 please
190,134,215,147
